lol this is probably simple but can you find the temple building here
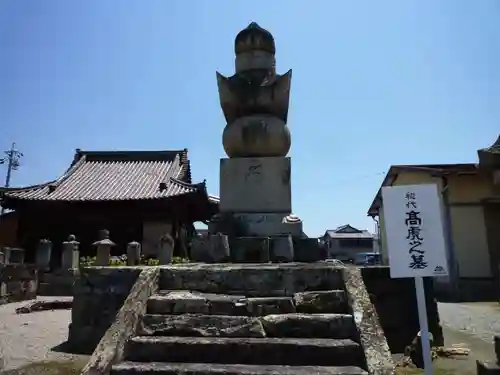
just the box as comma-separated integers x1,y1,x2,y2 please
0,148,218,267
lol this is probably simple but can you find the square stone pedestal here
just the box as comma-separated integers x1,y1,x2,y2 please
232,213,302,237
220,157,291,213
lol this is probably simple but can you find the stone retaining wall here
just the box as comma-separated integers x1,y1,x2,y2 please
67,267,143,353
38,270,76,296
361,266,443,353
0,264,38,304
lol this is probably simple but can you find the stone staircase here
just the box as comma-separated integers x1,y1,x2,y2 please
109,264,377,375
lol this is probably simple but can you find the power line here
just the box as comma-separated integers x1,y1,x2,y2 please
0,142,23,216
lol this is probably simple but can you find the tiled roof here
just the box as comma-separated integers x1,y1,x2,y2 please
1,149,209,202
481,135,500,154
326,231,374,239
325,225,374,239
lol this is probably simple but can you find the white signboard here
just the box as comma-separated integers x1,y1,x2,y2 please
382,184,449,279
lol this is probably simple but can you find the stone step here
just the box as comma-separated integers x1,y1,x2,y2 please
140,314,266,337
147,291,245,315
293,290,348,314
148,292,298,316
159,264,344,296
261,313,355,339
141,313,355,339
148,290,348,315
125,336,363,366
238,297,296,316
111,362,368,375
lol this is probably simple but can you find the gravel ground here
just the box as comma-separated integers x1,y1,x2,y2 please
438,302,500,343
0,297,89,371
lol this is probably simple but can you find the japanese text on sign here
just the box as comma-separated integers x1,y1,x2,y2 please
381,184,449,278
404,192,427,270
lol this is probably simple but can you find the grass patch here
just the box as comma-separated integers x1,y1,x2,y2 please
0,359,87,375
396,362,471,375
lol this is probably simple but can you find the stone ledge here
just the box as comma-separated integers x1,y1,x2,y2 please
343,267,395,375
80,267,160,375
477,361,500,375
112,362,369,375
159,263,344,297
125,336,363,366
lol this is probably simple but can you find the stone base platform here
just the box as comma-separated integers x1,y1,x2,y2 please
190,234,325,263
70,264,443,358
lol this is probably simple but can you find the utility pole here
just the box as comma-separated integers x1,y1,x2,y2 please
0,142,23,216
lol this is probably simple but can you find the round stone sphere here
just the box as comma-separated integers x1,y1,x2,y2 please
222,115,291,158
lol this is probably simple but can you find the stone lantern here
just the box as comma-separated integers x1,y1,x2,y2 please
36,238,52,271
93,229,115,266
62,235,80,270
127,241,141,266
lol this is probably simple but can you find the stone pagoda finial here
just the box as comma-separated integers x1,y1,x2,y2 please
235,22,276,55
216,22,292,158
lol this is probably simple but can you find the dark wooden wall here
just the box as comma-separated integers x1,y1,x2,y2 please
12,194,213,267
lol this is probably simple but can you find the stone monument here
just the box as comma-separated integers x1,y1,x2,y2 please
204,22,322,262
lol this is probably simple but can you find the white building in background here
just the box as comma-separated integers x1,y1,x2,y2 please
321,224,377,261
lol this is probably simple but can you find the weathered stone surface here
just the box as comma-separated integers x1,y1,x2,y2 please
361,266,443,352
125,336,363,366
61,235,80,270
0,264,37,303
261,313,354,339
495,335,500,362
190,236,212,262
238,297,296,316
81,267,159,375
148,291,248,315
210,233,231,262
232,213,303,237
38,269,76,296
191,234,231,263
343,267,395,375
230,237,270,263
477,361,500,375
205,292,246,315
148,291,209,314
219,157,292,212
15,298,72,314
0,264,37,280
126,242,141,266
69,267,144,353
111,362,368,375
270,235,294,262
160,263,343,296
140,314,266,337
294,290,348,313
71,267,142,335
293,238,325,262
36,240,52,271
158,233,175,265
67,263,429,369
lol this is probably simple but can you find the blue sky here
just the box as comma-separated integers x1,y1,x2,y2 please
0,1,499,237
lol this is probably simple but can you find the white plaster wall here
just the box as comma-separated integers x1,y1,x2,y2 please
450,205,492,278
